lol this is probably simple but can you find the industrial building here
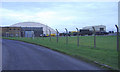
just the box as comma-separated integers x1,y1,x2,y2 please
1,22,56,37
2,27,43,37
10,22,56,35
82,25,106,32
2,27,21,37
21,27,43,37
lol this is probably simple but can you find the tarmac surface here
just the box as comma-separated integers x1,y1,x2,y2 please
2,39,101,70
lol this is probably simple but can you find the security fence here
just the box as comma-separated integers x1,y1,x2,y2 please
2,25,120,69
37,25,119,51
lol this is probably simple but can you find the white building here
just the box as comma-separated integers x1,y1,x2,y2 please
82,25,106,32
10,22,57,35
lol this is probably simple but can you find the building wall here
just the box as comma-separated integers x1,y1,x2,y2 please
21,27,43,37
44,25,56,35
2,27,21,37
2,27,43,37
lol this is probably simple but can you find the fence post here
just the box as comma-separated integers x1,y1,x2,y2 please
49,29,51,41
65,28,68,44
32,31,34,39
56,29,59,43
41,30,44,40
42,33,44,40
76,28,79,47
22,30,23,38
27,33,28,38
115,25,119,51
19,31,21,38
92,27,96,48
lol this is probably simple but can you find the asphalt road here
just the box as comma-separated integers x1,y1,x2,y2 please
2,39,101,70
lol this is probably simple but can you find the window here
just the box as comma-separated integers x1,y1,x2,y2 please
9,29,11,30
100,28,104,31
14,29,16,30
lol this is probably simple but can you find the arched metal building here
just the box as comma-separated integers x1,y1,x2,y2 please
10,22,56,35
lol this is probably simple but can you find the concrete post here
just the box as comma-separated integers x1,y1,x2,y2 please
49,29,51,41
42,34,44,40
115,25,119,51
19,31,21,38
27,33,28,38
65,28,68,44
56,29,59,43
32,31,34,39
92,27,96,48
76,28,79,46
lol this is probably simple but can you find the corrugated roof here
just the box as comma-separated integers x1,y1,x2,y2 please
10,22,45,27
10,22,56,34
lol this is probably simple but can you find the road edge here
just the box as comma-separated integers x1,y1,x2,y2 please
2,38,118,70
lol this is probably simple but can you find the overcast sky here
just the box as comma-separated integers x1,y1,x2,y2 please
0,2,118,32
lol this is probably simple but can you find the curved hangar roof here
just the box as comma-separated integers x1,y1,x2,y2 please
10,22,56,34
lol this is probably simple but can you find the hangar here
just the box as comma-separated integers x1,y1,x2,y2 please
2,22,56,37
11,22,56,35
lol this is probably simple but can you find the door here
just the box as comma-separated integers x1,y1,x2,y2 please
25,31,34,37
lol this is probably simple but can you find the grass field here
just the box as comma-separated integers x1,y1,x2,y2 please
3,36,119,69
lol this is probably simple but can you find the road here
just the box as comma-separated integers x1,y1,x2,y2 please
2,39,101,70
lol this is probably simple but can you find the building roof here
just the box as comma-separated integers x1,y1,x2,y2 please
10,22,56,34
10,22,45,27
83,25,106,28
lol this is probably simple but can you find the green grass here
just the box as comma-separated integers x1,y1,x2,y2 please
3,36,119,69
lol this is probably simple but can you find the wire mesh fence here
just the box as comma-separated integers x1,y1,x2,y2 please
1,25,120,69
2,25,119,51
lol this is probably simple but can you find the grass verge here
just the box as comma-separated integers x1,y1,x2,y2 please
2,36,119,70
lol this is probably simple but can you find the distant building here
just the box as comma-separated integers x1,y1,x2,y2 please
2,27,21,37
21,27,43,37
82,25,106,32
10,22,56,35
2,27,43,37
1,22,57,37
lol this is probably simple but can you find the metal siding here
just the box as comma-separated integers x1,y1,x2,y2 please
21,27,43,37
